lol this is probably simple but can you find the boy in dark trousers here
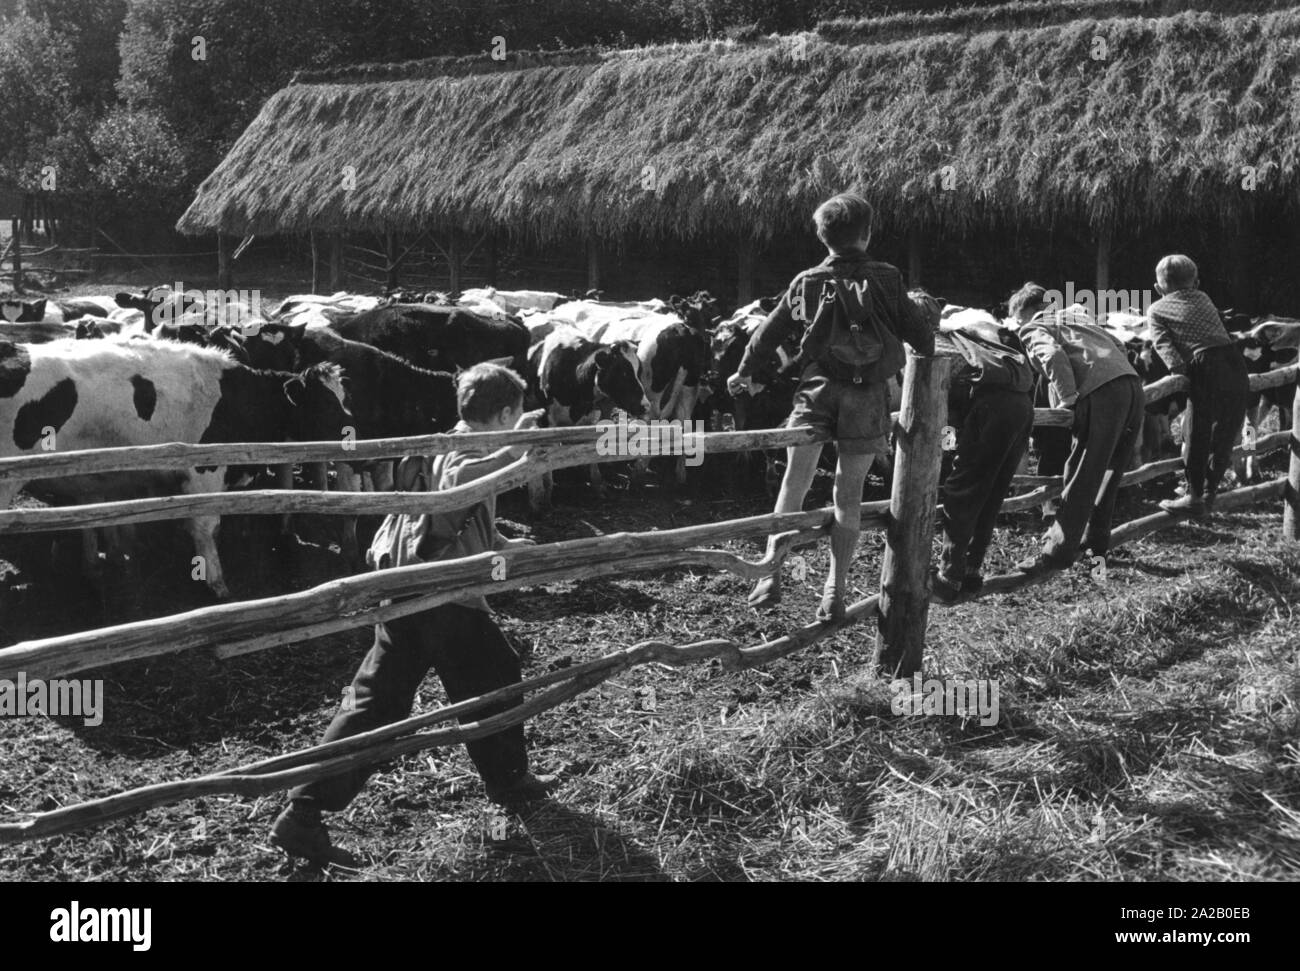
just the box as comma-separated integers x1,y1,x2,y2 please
927,310,1036,603
727,192,934,622
1013,284,1144,574
1148,255,1250,517
270,363,555,866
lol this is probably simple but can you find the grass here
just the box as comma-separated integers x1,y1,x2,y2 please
1,453,1297,882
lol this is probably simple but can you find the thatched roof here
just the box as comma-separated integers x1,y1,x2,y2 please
177,3,1300,243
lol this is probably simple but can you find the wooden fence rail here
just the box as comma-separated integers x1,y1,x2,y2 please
0,357,1297,843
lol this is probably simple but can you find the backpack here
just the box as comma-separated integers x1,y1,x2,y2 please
366,453,486,571
946,329,1034,393
792,268,905,384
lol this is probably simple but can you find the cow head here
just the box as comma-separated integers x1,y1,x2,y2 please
115,286,201,334
669,291,723,331
74,318,105,339
282,363,353,441
594,341,648,417
238,322,307,371
1,297,46,323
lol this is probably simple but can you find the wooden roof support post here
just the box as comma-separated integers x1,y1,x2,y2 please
1096,224,1111,294
1284,383,1300,543
587,239,601,292
907,226,922,288
485,233,498,287
309,231,319,294
217,232,232,290
385,230,399,292
11,217,22,292
448,228,462,295
737,236,756,306
874,351,951,680
328,232,343,292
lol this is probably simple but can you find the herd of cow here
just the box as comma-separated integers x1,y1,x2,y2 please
0,283,1297,602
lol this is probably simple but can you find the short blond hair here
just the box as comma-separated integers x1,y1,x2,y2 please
1156,254,1198,291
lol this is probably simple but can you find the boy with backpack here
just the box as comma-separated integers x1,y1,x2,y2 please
1147,254,1249,517
270,363,555,867
726,192,935,621
927,310,1036,604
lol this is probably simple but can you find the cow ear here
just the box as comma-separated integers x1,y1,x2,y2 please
594,347,614,367
288,322,307,342
32,299,46,318
114,292,133,308
669,294,685,312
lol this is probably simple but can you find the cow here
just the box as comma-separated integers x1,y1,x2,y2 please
524,327,649,510
457,288,570,319
547,309,712,487
1235,318,1300,480
703,304,801,495
330,303,529,374
238,323,460,559
115,286,263,334
1,295,118,325
273,292,381,329
0,337,353,599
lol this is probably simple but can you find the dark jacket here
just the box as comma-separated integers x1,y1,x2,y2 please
737,251,935,380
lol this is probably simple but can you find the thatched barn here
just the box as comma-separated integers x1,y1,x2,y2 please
178,0,1300,312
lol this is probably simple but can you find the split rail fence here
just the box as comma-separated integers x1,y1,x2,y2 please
0,355,1297,843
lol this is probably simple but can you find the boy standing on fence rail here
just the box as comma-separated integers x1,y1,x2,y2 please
1013,284,1144,576
726,192,935,622
1146,254,1250,518
270,363,556,867
926,304,1036,604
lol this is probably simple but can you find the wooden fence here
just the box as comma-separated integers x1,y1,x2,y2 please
0,356,1297,843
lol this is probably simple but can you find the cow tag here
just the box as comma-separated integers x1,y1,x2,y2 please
941,426,957,451
720,413,736,432
1243,346,1262,361
1242,424,1257,452
1,303,20,322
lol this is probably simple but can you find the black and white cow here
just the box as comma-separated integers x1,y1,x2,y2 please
0,337,352,598
1,295,118,325
331,303,530,373
525,327,649,510
1235,318,1300,480
238,322,461,558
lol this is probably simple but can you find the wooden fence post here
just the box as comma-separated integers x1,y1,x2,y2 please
875,352,951,679
1284,380,1300,542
